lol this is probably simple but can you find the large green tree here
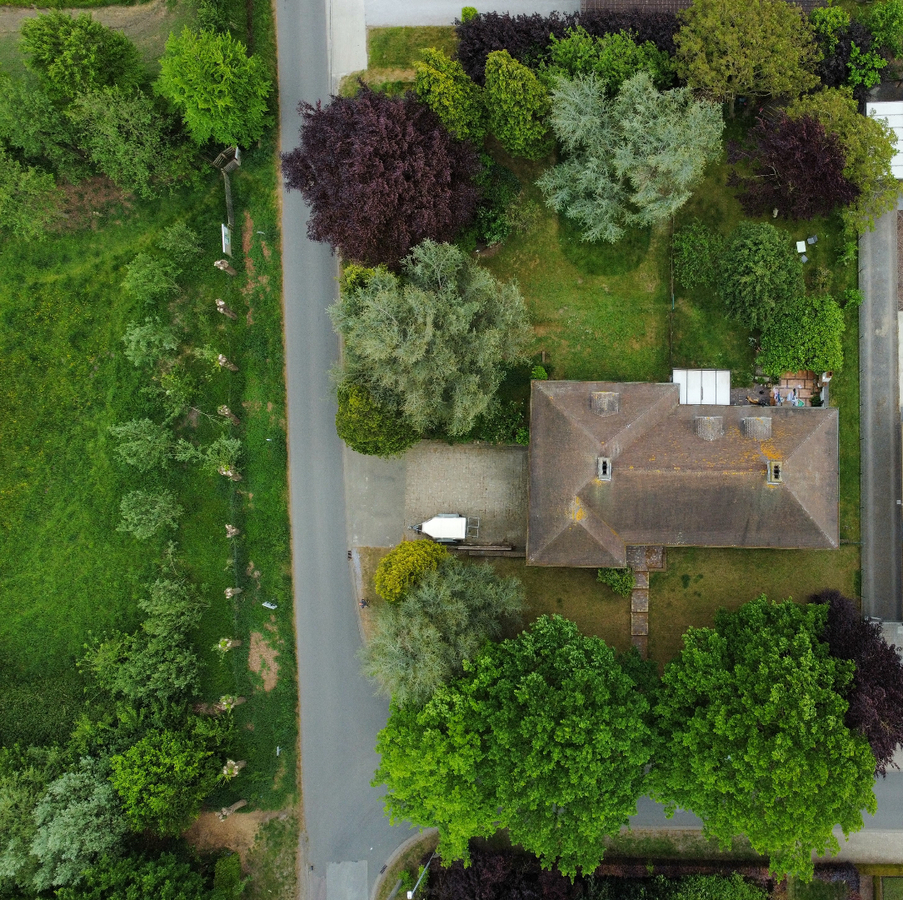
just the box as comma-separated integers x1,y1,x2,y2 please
757,294,845,379
786,88,898,235
362,557,523,706
374,615,655,878
674,0,819,115
717,222,803,330
650,596,877,880
330,240,530,436
538,72,722,243
20,12,144,105
156,27,273,146
109,726,220,836
30,758,129,891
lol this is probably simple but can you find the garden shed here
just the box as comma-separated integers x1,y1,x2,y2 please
865,101,903,179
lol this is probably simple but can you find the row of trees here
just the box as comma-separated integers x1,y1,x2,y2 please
373,592,903,881
1,11,272,238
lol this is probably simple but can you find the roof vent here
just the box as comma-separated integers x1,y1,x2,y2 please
590,391,620,416
597,457,612,481
742,416,772,440
694,416,723,441
767,460,783,485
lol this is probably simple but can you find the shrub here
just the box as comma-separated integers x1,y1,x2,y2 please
336,382,421,458
122,317,178,367
117,490,183,540
862,0,903,56
483,50,551,159
472,154,521,246
673,219,725,291
108,419,173,472
597,567,635,597
414,48,486,144
157,221,203,265
718,222,803,330
213,853,243,898
757,294,845,379
461,6,478,23
122,254,180,306
531,364,548,380
374,540,449,602
544,26,673,92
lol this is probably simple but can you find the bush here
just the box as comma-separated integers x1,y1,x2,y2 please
108,419,173,472
122,317,178,368
461,6,478,23
414,48,486,144
718,222,803,330
483,50,551,159
374,540,449,602
472,154,521,246
469,398,527,443
157,222,203,265
336,382,421,457
117,490,183,540
862,0,903,56
213,853,243,898
673,219,725,291
122,254,180,307
597,567,635,597
757,294,845,379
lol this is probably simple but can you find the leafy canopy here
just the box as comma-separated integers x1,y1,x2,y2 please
375,615,655,878
0,146,61,240
282,86,479,267
729,115,859,221
544,26,673,92
538,72,722,243
674,0,819,112
786,88,898,236
717,222,803,330
373,540,449,603
650,596,877,880
362,556,523,706
414,48,487,144
20,12,143,104
330,240,531,436
757,294,845,379
109,726,220,836
156,27,273,146
483,50,551,159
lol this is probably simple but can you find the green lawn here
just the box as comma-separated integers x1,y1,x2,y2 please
0,0,295,814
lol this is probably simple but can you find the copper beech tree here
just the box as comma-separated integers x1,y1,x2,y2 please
281,86,480,268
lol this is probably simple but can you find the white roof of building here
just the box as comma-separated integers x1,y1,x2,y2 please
672,369,731,406
866,102,903,179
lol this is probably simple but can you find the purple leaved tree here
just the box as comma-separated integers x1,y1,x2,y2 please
815,588,903,775
728,114,859,220
281,86,480,268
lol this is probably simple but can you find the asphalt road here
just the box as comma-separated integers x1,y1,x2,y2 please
276,0,412,891
859,208,903,621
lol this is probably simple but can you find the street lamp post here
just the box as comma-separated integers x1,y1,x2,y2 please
406,852,437,900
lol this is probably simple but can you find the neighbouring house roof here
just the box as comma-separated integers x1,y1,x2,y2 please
580,0,824,12
527,381,839,567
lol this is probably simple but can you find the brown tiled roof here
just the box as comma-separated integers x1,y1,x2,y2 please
527,381,839,567
581,0,823,12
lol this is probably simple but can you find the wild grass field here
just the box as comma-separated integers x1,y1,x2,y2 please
0,0,296,825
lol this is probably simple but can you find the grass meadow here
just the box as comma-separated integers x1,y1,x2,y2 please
0,0,296,825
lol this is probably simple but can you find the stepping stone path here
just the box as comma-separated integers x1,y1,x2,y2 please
625,546,666,658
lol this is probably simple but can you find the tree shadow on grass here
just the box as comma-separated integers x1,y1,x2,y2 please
558,214,651,277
